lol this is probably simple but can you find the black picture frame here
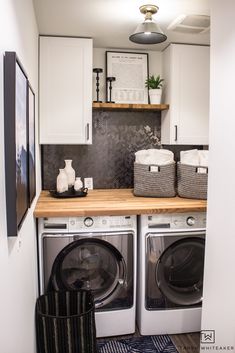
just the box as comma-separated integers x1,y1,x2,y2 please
4,52,29,236
28,84,36,206
106,51,149,104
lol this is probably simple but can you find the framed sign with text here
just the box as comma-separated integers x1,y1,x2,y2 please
106,51,149,104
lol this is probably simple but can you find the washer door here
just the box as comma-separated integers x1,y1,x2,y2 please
50,238,126,307
156,237,205,306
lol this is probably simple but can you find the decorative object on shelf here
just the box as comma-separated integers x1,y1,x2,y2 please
145,74,164,104
64,159,75,187
50,187,88,198
56,169,69,193
93,68,103,103
4,51,29,236
106,51,149,104
74,177,83,191
106,76,116,103
129,4,167,45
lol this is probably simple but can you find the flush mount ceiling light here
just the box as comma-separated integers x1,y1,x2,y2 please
129,4,167,45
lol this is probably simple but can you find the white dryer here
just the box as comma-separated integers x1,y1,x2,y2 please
137,212,206,335
37,215,137,338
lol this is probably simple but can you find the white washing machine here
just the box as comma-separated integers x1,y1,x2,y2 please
37,215,137,338
137,212,206,335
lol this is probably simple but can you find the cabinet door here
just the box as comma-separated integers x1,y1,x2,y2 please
40,37,92,144
162,44,209,145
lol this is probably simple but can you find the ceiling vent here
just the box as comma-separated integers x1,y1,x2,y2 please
167,15,210,34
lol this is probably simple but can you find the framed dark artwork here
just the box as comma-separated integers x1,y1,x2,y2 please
28,84,36,206
4,52,29,236
106,51,149,104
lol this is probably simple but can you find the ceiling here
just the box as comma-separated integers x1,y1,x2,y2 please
33,0,210,51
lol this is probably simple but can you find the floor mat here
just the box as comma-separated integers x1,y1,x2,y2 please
97,335,179,353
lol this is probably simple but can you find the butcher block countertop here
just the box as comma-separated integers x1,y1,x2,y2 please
34,189,207,218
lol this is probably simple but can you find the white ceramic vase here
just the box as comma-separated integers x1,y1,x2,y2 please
64,159,75,187
74,177,83,191
149,89,162,104
56,169,68,193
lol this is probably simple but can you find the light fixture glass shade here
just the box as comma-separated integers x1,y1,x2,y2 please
129,20,167,44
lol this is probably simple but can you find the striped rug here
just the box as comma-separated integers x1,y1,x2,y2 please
97,335,178,353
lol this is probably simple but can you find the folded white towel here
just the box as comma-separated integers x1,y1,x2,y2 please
135,149,174,165
199,150,209,167
180,149,200,166
180,149,209,174
198,150,209,174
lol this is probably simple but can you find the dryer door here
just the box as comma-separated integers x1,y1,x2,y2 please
49,237,127,309
146,231,205,309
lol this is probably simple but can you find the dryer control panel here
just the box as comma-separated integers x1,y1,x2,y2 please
146,212,206,230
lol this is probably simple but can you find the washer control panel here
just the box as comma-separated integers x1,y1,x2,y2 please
147,212,206,229
68,215,136,231
40,215,136,232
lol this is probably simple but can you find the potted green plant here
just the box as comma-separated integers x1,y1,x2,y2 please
145,74,164,104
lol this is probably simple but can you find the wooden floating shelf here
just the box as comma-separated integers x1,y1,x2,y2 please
92,102,169,111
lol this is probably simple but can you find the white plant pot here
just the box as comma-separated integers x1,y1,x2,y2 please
149,89,162,104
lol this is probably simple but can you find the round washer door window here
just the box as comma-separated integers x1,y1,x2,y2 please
156,237,205,306
50,238,126,307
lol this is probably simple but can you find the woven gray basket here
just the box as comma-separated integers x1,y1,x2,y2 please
177,162,208,200
134,162,176,197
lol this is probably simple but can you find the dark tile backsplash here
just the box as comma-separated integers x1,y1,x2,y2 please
42,110,202,190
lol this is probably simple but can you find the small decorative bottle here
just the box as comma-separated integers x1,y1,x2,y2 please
74,177,83,191
56,169,68,193
64,159,75,187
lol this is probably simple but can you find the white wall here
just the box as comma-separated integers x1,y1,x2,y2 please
93,47,162,102
200,0,235,350
0,1,39,353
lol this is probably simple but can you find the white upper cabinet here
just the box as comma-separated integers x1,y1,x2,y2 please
39,36,93,144
161,44,210,145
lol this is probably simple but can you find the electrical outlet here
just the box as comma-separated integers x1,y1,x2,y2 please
84,177,93,190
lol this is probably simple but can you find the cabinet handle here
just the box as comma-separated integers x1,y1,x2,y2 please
174,125,178,141
86,123,90,141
